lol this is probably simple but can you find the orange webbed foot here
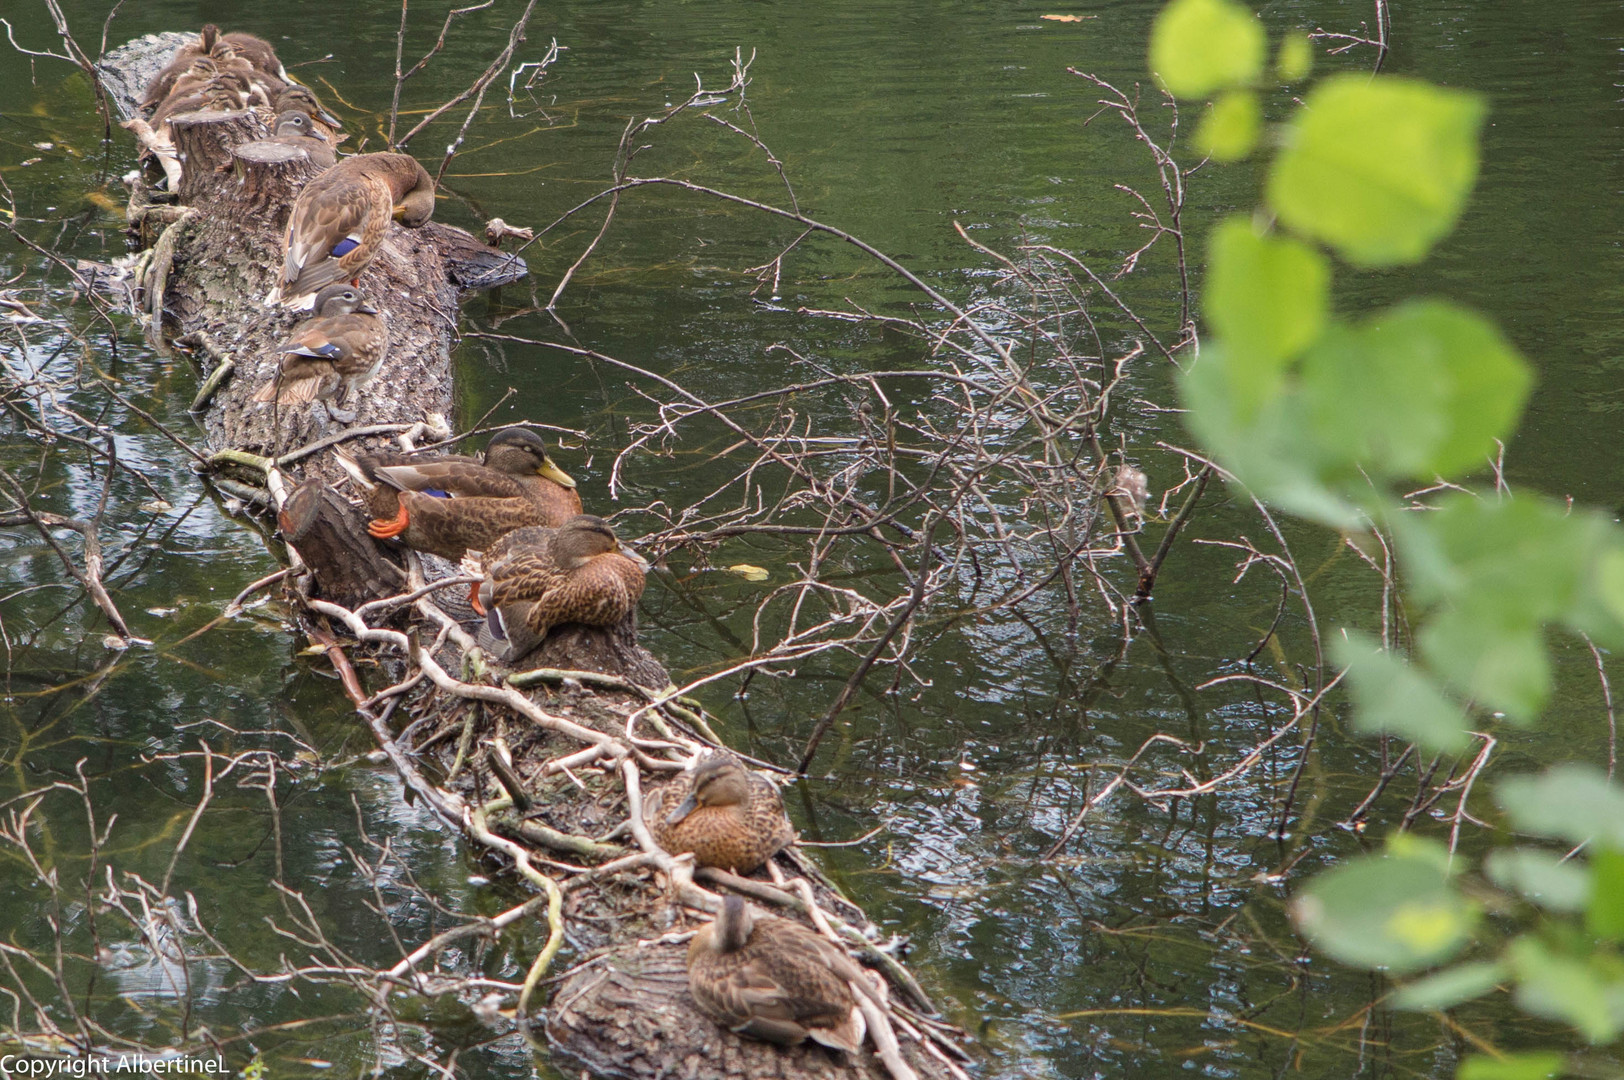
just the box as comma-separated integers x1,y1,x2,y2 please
468,581,486,616
367,503,409,539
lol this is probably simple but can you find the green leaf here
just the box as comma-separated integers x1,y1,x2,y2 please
1268,75,1485,266
1577,546,1624,648
1197,90,1261,162
1205,217,1329,409
1181,349,1361,528
1418,606,1549,721
1506,936,1623,1043
1391,495,1596,623
1391,961,1506,1011
1333,631,1470,753
1586,848,1624,939
1276,33,1313,83
1458,1052,1566,1080
1149,0,1265,99
1498,766,1624,849
1292,841,1476,973
1298,302,1530,483
1485,849,1592,913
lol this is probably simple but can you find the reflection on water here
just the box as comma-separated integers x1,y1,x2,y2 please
0,0,1620,1076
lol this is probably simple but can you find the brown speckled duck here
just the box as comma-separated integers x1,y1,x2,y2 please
142,25,287,113
218,30,288,85
272,85,340,129
268,152,435,307
646,753,794,874
475,515,648,662
261,111,336,169
687,895,867,1053
252,284,386,422
338,428,581,560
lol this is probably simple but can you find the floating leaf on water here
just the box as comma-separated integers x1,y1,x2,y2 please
1041,14,1093,21
297,644,329,657
146,607,176,617
138,499,172,513
725,564,770,581
33,142,53,151
102,635,129,651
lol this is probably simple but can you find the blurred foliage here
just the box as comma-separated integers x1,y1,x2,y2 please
1151,0,1624,1069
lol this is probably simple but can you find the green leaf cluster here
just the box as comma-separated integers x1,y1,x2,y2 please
1294,776,1624,1050
1152,0,1624,744
1148,0,1624,1063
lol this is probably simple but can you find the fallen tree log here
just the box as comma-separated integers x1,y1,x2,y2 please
99,30,970,1080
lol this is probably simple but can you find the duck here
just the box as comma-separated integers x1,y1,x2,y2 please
337,428,581,561
150,65,255,126
646,754,794,874
475,515,648,660
141,25,227,111
272,85,340,129
260,111,336,169
141,25,287,112
218,30,288,84
687,894,867,1054
267,153,435,307
251,283,386,422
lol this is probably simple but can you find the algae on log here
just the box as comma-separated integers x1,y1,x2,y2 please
102,32,969,1080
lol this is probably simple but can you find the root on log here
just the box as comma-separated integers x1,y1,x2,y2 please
100,32,968,1080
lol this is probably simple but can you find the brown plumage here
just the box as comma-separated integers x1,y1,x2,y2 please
252,284,387,423
647,754,794,874
261,111,336,169
141,25,286,112
268,153,435,307
272,85,340,129
219,31,287,83
338,428,581,561
476,515,648,662
149,65,254,126
140,25,222,110
687,895,867,1053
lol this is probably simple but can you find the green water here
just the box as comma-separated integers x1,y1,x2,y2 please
0,0,1621,1076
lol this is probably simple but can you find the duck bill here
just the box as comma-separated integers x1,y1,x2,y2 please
664,791,698,825
618,541,650,570
536,455,577,489
316,107,341,127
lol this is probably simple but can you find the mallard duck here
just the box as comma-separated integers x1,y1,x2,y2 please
251,283,386,422
261,111,336,169
338,428,581,560
687,895,867,1053
476,515,648,661
268,153,435,307
646,754,794,874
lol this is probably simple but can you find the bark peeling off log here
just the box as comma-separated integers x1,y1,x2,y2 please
101,32,968,1080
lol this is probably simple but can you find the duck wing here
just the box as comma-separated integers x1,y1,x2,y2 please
282,175,386,294
373,460,530,500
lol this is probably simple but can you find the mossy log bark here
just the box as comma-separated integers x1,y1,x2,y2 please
101,32,967,1080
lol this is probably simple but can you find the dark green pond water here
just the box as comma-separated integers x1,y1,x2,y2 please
1,0,1620,1076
